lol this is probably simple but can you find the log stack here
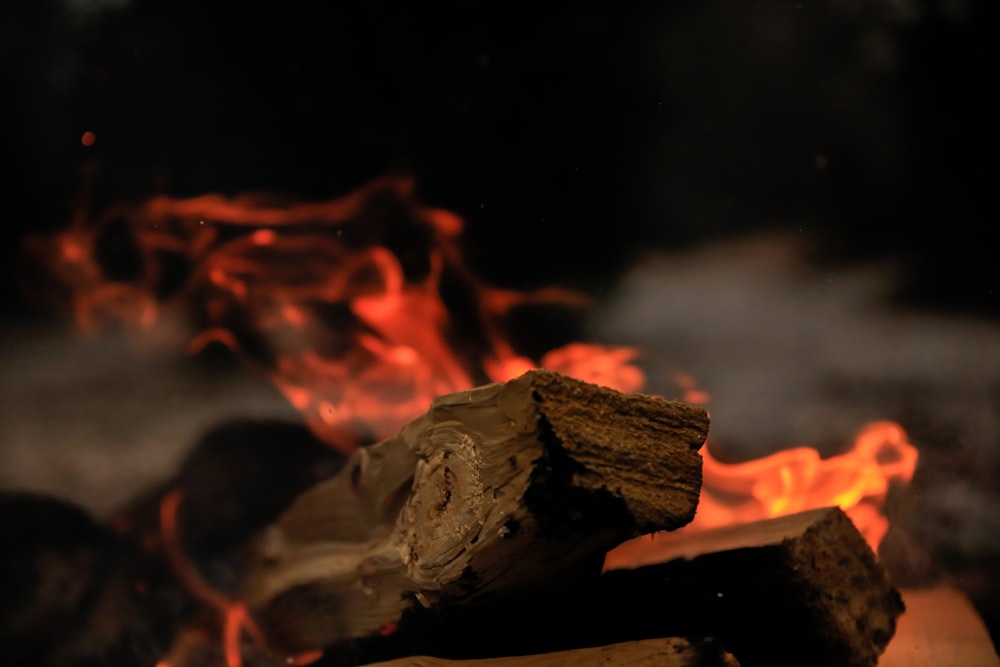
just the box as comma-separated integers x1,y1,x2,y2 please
224,369,911,667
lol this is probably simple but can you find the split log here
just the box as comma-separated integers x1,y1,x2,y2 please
593,506,905,667
363,637,739,667
242,369,709,654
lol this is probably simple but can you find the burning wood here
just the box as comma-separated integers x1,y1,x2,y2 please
229,372,904,667
15,176,931,666
0,372,961,667
241,369,709,654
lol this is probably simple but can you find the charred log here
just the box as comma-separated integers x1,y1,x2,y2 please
594,506,904,666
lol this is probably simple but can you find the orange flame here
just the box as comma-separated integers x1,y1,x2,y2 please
670,374,916,551
21,175,638,448
604,382,918,571
693,420,917,550
25,175,918,664
23,175,917,543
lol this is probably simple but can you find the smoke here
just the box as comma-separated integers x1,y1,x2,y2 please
0,326,296,517
590,232,1000,623
592,234,998,453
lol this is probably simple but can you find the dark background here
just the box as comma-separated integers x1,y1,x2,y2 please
1,0,996,320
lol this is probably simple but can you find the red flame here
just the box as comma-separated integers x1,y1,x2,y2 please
21,175,638,448
159,489,264,667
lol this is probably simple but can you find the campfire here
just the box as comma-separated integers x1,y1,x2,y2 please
4,177,995,667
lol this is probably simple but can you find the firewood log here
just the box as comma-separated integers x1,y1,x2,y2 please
241,369,709,653
593,506,905,667
337,507,902,666
143,586,1000,667
362,637,739,667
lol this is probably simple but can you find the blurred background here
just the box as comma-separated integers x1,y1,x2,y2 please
1,0,997,648
2,0,996,314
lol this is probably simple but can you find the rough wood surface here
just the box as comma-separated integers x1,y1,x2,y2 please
594,506,904,667
362,638,739,667
242,369,708,653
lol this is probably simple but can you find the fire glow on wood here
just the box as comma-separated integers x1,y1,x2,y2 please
22,175,918,666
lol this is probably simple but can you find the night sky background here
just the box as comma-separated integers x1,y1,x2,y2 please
1,0,996,320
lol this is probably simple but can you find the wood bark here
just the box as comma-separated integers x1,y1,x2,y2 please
241,369,709,654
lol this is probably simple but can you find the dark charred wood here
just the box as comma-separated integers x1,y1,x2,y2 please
327,507,900,667
0,491,175,667
108,417,347,619
593,506,904,667
115,418,346,561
